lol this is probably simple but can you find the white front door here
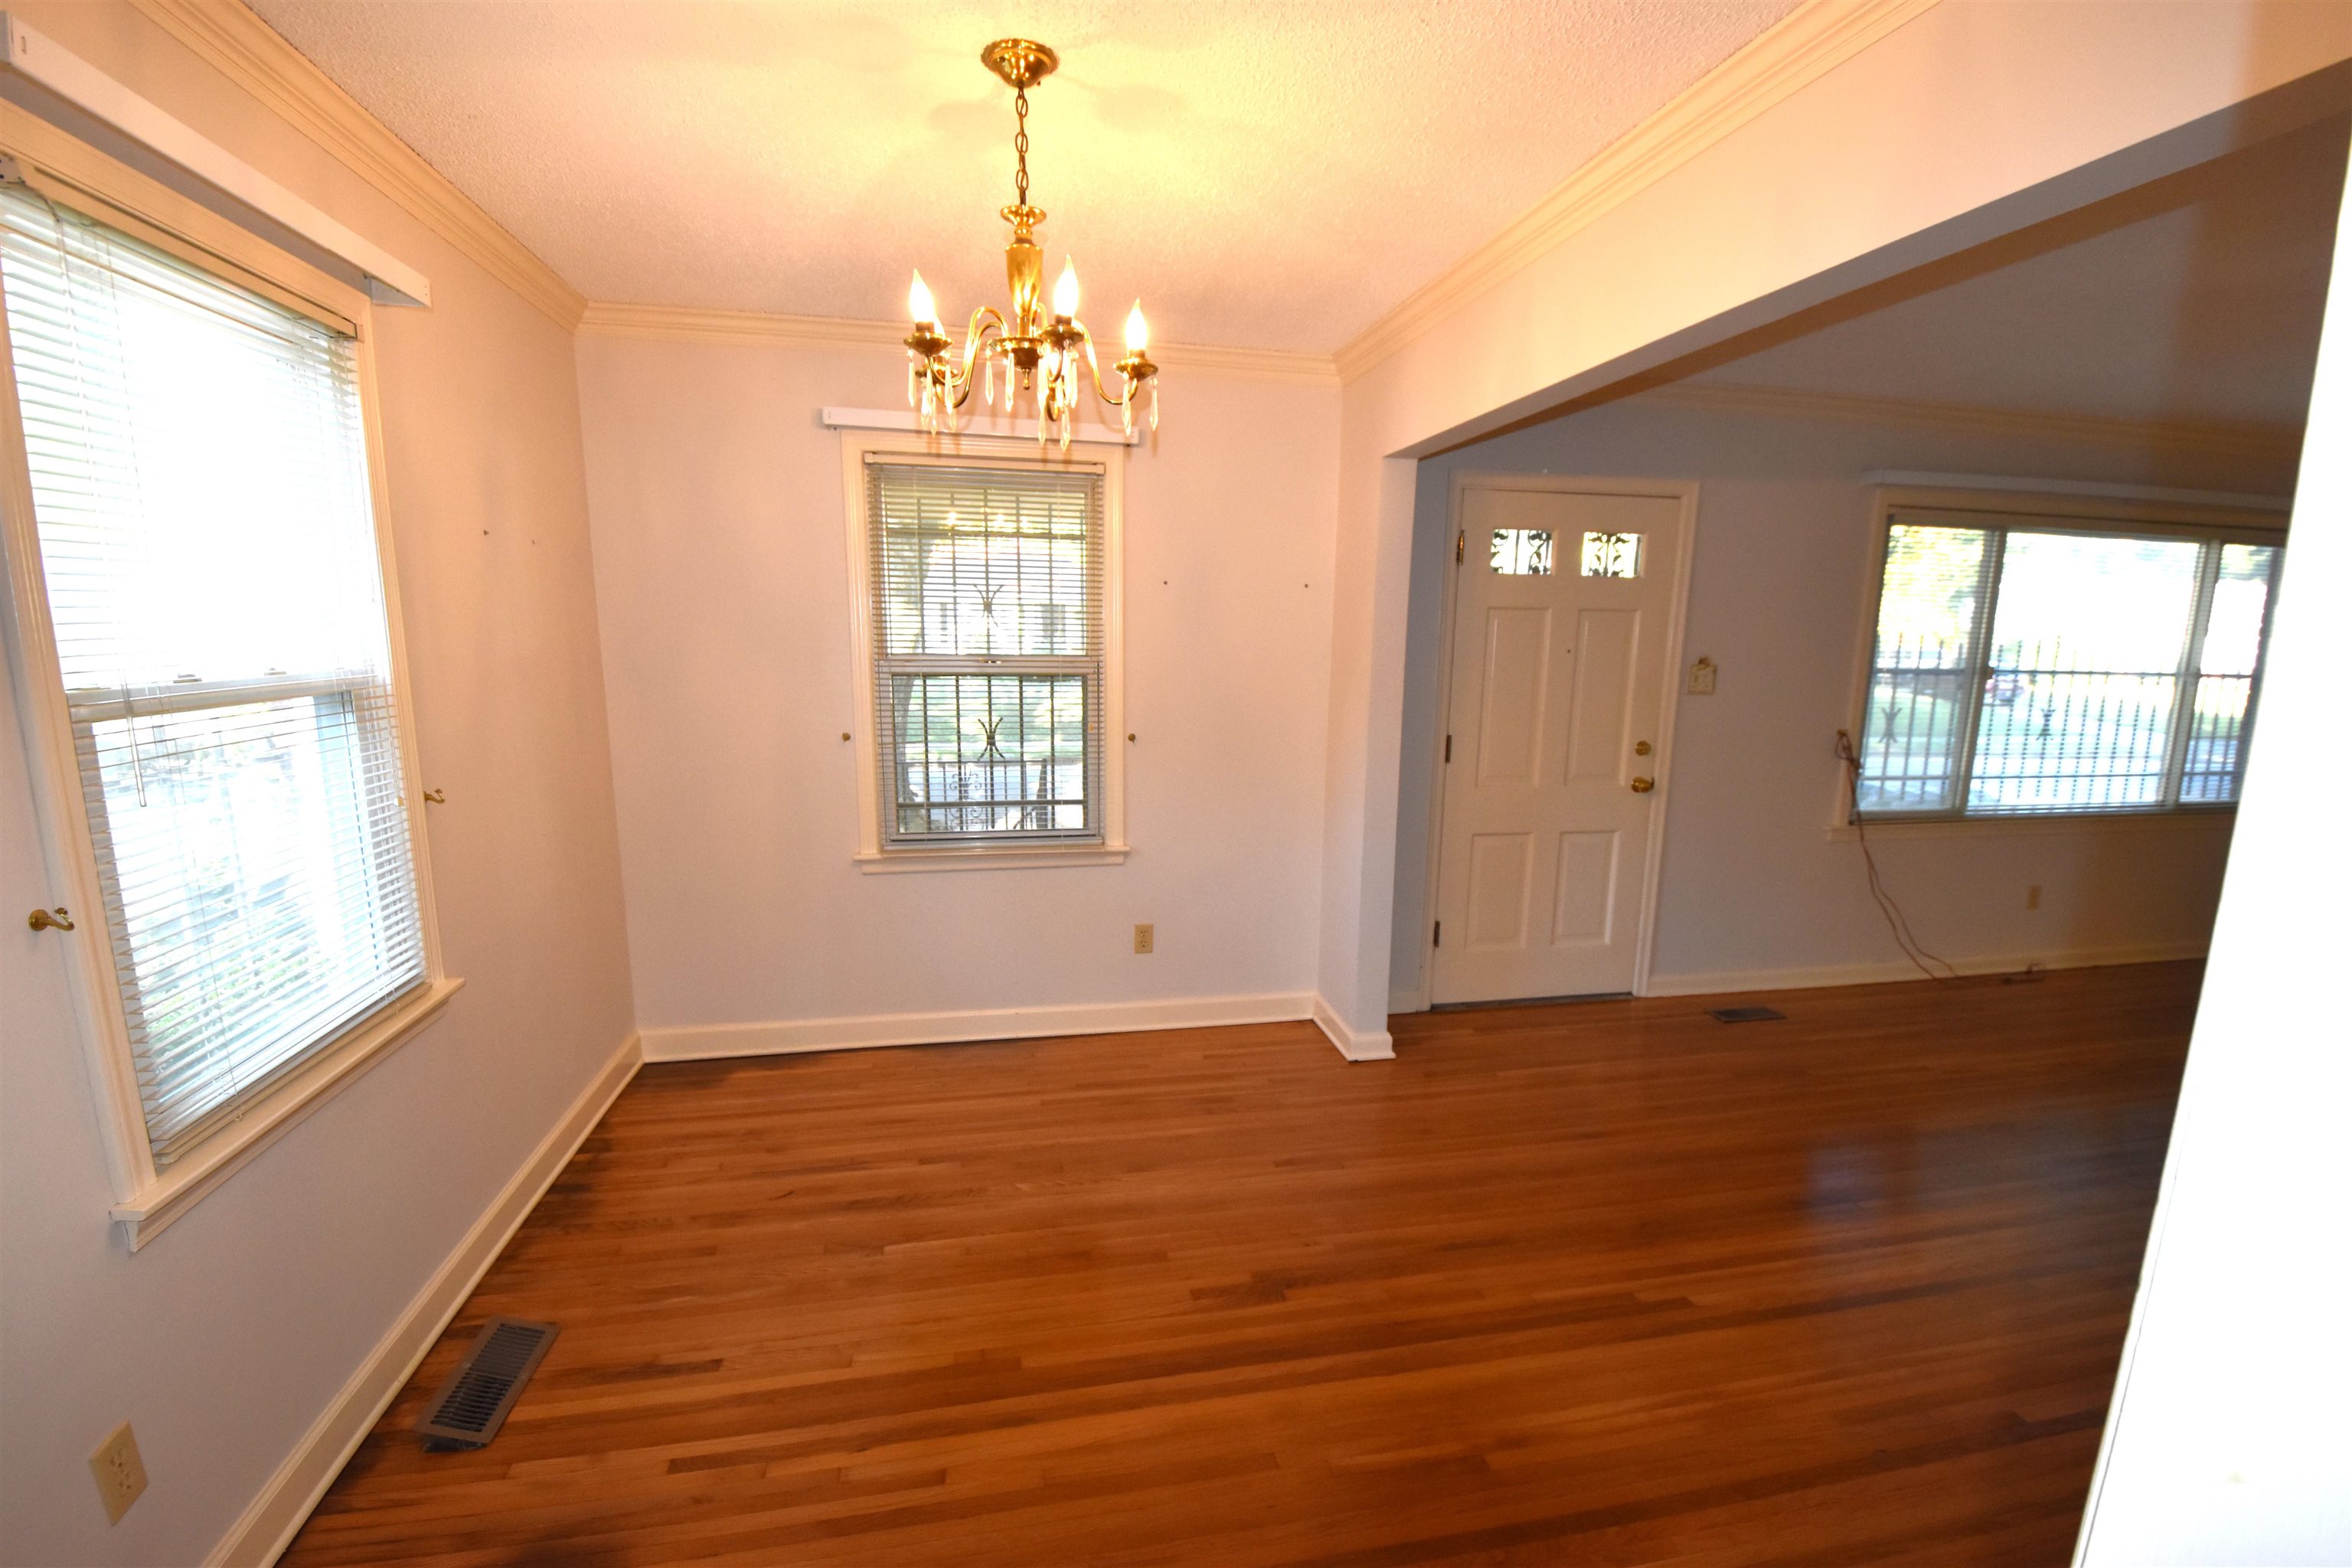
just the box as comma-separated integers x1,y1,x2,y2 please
1429,482,1687,1004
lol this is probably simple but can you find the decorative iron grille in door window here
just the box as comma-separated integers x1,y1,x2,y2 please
866,460,1106,845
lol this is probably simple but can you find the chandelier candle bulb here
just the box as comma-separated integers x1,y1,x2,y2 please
1054,258,1080,318
907,270,936,328
1125,301,1148,353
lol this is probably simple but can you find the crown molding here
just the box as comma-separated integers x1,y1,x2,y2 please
1161,342,1339,384
1639,381,2305,462
577,302,1341,383
577,302,903,348
124,0,586,330
1333,0,1944,382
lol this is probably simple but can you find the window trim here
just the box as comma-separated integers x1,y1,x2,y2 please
0,126,452,1249
839,431,1128,871
1838,485,2288,831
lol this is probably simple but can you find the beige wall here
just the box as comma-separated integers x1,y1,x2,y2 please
572,331,1339,1041
0,6,634,1565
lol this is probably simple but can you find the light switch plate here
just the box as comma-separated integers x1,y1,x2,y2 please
1687,657,1718,695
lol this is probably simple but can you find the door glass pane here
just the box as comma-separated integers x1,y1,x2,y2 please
1489,529,1552,575
1579,531,1642,578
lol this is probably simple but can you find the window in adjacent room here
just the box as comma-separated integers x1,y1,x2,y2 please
853,451,1123,861
1853,505,2283,819
0,179,435,1171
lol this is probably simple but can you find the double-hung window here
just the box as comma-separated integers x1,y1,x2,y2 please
0,175,433,1178
1853,499,2284,819
853,449,1123,863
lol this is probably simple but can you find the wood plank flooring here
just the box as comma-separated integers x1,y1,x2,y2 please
284,962,2200,1566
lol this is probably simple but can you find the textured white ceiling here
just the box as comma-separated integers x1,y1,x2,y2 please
1684,113,2349,428
245,0,1798,351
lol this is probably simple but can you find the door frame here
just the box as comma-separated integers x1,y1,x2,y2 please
1410,471,1700,1011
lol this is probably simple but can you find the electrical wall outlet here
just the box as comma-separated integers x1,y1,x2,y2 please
2026,884,2043,910
90,1421,147,1525
1132,923,1154,955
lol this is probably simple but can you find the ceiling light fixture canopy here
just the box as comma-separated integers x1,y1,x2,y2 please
905,39,1158,446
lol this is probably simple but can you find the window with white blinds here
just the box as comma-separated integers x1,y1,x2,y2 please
1854,508,2284,819
865,459,1106,847
0,185,426,1165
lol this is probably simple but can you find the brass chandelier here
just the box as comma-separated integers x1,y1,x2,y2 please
905,39,1158,447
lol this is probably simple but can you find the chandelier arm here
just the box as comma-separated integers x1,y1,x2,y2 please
910,311,1004,415
958,305,1008,375
1068,323,1142,409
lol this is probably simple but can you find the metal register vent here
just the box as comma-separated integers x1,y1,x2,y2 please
415,1316,559,1449
1707,1005,1788,1024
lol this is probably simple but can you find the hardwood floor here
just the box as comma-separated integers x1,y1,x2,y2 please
284,962,2199,1567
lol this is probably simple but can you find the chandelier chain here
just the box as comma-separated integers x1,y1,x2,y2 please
1013,87,1030,208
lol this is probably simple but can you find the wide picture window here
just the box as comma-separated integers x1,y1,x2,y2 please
0,183,427,1167
864,459,1109,850
1854,507,2283,818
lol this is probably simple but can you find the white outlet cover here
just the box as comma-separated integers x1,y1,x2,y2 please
89,1422,147,1525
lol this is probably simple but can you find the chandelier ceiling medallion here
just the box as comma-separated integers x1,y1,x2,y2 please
905,38,1158,447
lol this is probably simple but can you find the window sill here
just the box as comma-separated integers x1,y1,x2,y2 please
854,844,1132,874
1824,808,2236,843
106,975,464,1250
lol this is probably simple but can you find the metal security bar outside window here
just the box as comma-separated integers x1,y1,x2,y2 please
866,459,1106,846
1854,509,2284,820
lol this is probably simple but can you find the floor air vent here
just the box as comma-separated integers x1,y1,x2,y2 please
416,1316,558,1450
1707,1005,1787,1024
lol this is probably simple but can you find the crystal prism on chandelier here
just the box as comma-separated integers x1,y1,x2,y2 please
904,39,1159,448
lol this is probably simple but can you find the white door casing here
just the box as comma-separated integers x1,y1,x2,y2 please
1428,478,1694,1004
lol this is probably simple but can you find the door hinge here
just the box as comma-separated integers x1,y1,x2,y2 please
1443,733,1452,763
1455,529,1465,565
1432,920,1442,948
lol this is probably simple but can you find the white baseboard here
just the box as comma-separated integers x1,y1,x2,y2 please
1641,940,2210,998
207,1032,643,1568
1313,994,1397,1061
639,993,1315,1062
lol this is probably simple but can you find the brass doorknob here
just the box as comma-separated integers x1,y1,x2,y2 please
1630,777,1655,794
27,906,74,932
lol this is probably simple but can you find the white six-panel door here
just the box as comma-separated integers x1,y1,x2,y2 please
1429,482,1688,1004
